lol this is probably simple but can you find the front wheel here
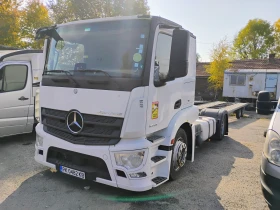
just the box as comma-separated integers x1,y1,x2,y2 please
169,128,188,180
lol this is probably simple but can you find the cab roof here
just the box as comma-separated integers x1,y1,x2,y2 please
57,15,182,29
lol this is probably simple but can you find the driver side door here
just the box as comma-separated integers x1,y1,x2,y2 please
0,62,32,137
146,31,183,134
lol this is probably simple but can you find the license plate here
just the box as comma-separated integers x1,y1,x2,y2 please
59,166,85,180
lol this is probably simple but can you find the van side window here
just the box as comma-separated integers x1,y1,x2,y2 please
0,65,28,92
154,33,172,81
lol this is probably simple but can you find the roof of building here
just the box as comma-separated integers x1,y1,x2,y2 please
229,58,280,70
196,62,210,77
196,58,280,77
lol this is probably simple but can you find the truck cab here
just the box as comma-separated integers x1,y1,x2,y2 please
0,50,43,137
34,15,228,191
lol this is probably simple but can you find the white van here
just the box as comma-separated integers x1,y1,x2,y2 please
0,50,43,138
261,97,280,209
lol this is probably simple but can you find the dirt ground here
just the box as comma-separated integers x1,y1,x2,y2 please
0,111,272,210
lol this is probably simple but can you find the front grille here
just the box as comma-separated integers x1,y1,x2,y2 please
42,108,124,145
47,147,111,181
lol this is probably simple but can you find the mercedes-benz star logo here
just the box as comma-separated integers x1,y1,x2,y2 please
66,110,84,134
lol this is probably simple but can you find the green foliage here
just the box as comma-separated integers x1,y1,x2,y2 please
196,53,201,62
274,19,280,58
20,0,53,49
0,0,21,47
233,19,275,59
206,38,232,91
47,0,150,24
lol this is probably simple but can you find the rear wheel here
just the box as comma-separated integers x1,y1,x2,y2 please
169,128,188,180
240,108,244,117
235,109,241,119
211,114,226,141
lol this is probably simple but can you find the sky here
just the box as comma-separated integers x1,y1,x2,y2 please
147,0,280,62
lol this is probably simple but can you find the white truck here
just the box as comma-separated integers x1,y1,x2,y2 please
0,50,43,138
34,15,229,191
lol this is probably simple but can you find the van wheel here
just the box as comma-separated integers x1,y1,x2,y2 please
169,128,188,180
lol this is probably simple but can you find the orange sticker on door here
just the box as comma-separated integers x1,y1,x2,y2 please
152,101,159,119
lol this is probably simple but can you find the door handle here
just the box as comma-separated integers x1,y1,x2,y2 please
174,99,182,109
18,96,29,101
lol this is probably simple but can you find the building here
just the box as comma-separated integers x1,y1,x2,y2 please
195,62,221,101
223,55,280,101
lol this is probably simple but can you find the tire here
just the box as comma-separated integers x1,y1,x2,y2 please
169,128,188,181
257,109,269,115
235,109,241,119
240,108,244,117
211,114,226,141
257,91,270,101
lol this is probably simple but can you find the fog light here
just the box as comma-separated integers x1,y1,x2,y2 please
36,134,43,147
130,172,147,178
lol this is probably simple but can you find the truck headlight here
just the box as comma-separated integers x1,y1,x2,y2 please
114,151,145,170
35,89,40,122
264,130,280,166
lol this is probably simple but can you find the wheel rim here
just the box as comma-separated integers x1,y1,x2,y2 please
172,137,187,171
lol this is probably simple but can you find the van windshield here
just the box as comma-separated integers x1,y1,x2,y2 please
45,19,150,79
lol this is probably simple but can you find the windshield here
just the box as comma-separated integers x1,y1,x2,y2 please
45,19,150,78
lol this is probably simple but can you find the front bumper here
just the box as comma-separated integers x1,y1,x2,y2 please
35,123,169,192
261,154,280,209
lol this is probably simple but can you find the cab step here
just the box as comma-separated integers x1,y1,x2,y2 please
151,156,166,163
147,135,164,143
151,156,166,167
152,176,168,185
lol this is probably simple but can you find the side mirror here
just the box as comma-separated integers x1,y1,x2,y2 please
153,66,166,87
264,130,267,138
169,29,190,79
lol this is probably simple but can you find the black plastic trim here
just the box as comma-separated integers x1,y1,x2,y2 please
261,167,280,208
47,147,111,181
116,170,127,178
33,82,40,87
158,145,173,151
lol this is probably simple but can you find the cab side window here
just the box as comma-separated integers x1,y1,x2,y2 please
154,33,172,82
0,65,28,92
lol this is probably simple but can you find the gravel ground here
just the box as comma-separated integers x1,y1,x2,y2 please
0,111,271,210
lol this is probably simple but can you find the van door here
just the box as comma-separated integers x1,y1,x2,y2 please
0,61,32,137
265,73,278,100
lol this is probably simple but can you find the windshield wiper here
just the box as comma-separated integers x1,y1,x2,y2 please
76,69,111,77
44,70,80,88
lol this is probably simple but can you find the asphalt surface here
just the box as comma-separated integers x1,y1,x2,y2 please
0,111,271,210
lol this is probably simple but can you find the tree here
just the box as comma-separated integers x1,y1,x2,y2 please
233,19,274,59
47,0,150,24
0,0,21,47
196,53,201,62
274,19,280,58
206,38,232,96
20,0,53,49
